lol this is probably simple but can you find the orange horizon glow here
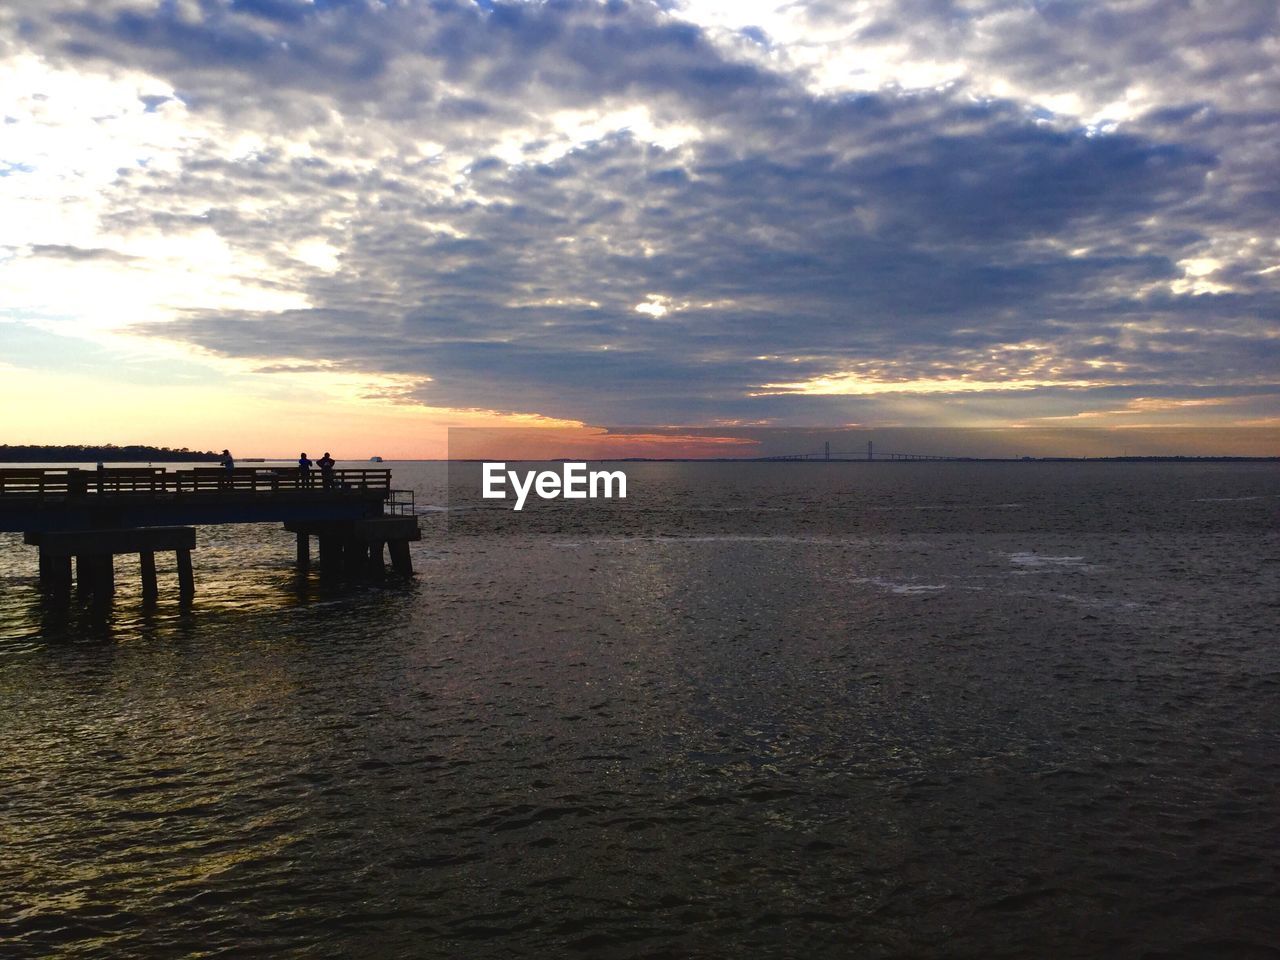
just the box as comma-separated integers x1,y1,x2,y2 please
2,360,1275,461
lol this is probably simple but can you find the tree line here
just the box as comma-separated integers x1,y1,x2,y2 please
0,444,221,462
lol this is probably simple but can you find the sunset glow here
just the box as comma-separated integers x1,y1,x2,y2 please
2,1,1277,454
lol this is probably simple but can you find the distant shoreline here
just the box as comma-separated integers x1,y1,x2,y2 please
439,456,1280,463
2,454,1274,465
0,445,220,462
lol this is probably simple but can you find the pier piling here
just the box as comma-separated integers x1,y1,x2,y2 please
97,555,116,596
76,555,109,597
39,550,73,597
388,539,412,577
285,517,419,579
26,527,197,605
140,551,158,603
176,549,195,601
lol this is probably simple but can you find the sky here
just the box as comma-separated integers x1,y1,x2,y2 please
1,0,1277,457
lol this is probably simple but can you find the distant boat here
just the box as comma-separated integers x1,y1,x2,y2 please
370,456,384,462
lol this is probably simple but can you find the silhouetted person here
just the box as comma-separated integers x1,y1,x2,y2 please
298,452,313,488
220,449,235,490
318,452,335,488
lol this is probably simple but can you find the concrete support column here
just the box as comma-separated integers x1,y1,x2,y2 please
388,539,412,577
140,551,158,603
282,516,420,582
74,555,114,599
28,527,196,607
296,531,311,570
75,554,90,595
176,549,195,601
46,555,72,599
342,539,365,577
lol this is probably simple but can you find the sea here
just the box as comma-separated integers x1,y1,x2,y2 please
1,461,1277,958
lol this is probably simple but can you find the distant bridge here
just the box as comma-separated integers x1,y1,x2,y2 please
757,441,973,462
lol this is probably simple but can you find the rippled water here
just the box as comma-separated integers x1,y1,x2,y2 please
2,462,1278,958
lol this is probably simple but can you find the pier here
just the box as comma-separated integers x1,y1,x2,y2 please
0,466,420,604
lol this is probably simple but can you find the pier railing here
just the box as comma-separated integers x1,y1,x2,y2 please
384,488,415,516
0,468,83,498
173,467,393,494
0,467,394,500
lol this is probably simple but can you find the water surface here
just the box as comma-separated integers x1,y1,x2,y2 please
2,462,1278,957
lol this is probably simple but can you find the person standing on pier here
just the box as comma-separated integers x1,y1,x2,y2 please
318,452,335,488
298,452,313,488
220,449,235,490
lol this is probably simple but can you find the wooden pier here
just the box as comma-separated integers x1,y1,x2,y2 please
0,466,420,605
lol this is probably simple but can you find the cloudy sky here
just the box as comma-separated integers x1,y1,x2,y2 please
1,0,1277,456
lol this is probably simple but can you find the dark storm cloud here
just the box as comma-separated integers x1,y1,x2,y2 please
5,0,1278,422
